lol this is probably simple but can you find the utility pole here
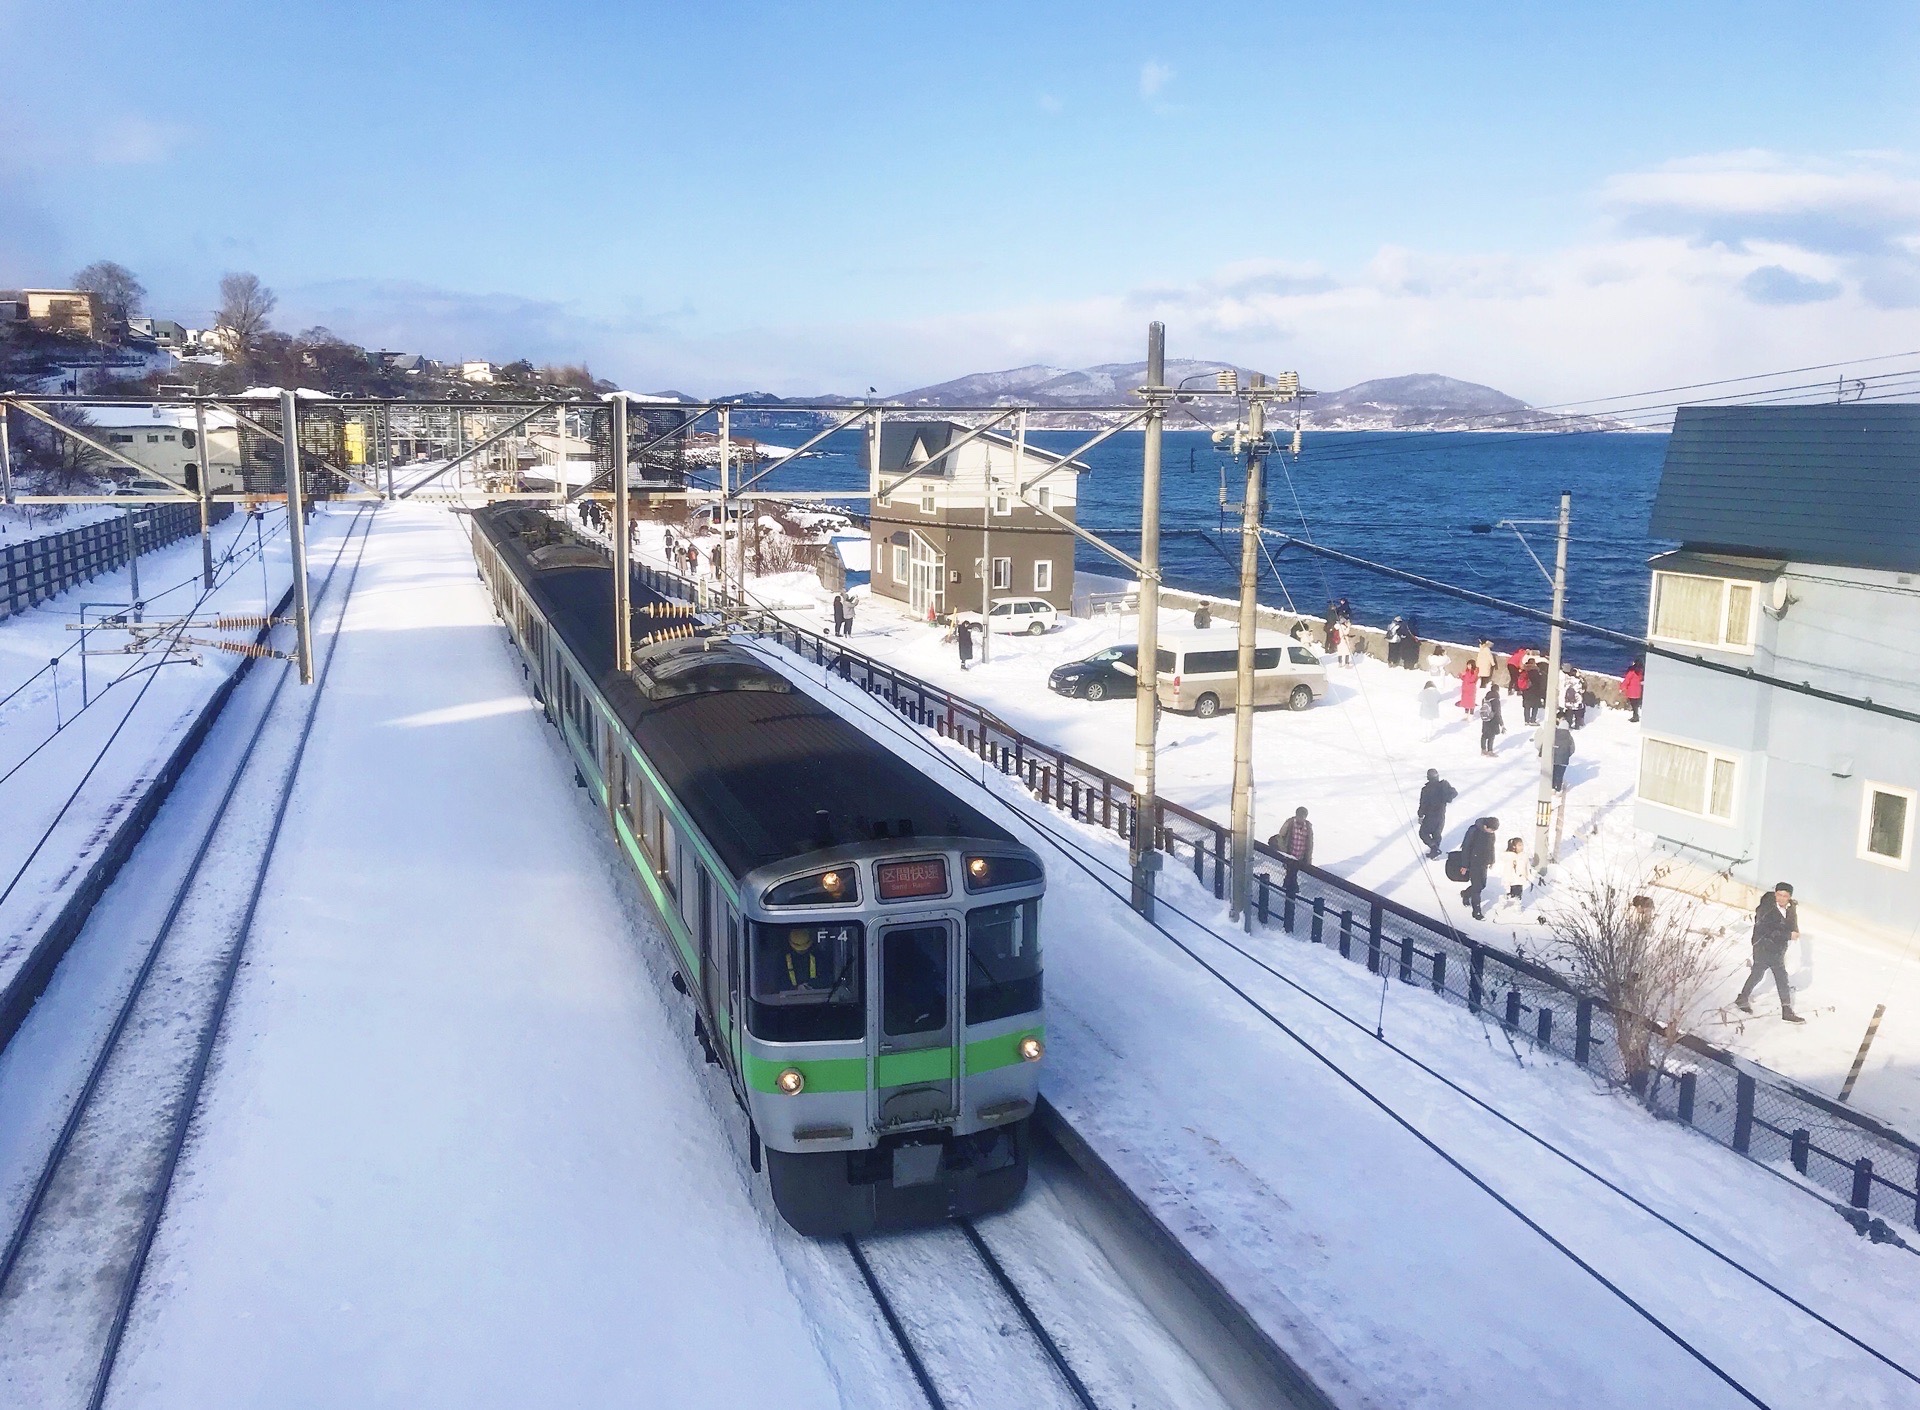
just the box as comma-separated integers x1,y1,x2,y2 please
279,389,315,684
193,400,214,588
1534,490,1572,871
382,402,394,500
124,505,142,623
0,402,14,505
1130,323,1168,918
612,396,632,672
1227,375,1268,923
718,405,733,604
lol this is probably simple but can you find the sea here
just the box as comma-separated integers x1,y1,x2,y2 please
738,427,1673,672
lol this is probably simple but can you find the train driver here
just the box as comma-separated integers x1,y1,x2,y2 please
782,927,829,992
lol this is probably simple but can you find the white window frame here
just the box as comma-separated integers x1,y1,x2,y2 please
1647,571,1761,655
1036,485,1052,512
991,556,1011,590
1636,731,1742,822
992,487,1011,517
919,482,937,514
1033,559,1053,593
1859,781,1916,870
892,544,908,582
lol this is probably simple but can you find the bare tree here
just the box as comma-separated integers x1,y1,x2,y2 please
1542,849,1733,1096
72,260,146,333
216,272,277,361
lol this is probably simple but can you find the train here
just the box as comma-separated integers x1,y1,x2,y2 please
468,505,1046,1235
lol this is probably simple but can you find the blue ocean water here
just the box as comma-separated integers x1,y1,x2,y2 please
739,427,1672,671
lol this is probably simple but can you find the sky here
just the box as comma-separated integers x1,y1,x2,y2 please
3,0,1918,401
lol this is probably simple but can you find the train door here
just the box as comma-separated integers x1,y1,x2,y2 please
874,921,957,1128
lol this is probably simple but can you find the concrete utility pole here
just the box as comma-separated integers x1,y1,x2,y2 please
612,396,632,672
124,506,142,622
718,405,733,604
382,402,394,500
1534,490,1572,870
981,448,995,666
193,400,214,588
1130,323,1168,918
1227,375,1268,922
279,390,314,685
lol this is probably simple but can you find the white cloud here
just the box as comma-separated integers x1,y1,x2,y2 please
1139,61,1173,100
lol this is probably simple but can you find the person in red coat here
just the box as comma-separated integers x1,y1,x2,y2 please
1622,660,1645,723
1457,660,1479,713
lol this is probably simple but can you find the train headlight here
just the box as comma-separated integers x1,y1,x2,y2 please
776,1067,806,1095
820,870,845,897
1017,1036,1044,1063
966,857,990,883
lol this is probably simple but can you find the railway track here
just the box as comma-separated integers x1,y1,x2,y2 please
0,507,378,1410
845,1216,1102,1410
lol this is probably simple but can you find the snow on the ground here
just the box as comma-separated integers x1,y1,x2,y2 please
106,505,852,1409
0,506,301,1007
625,516,1920,1138
757,629,1920,1410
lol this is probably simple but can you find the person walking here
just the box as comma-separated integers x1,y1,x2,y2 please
1460,816,1499,920
1560,673,1584,728
843,593,856,635
1542,723,1575,790
1735,883,1806,1022
1457,659,1479,713
1622,660,1644,722
1417,768,1456,858
1270,807,1314,867
831,593,847,637
1495,836,1529,919
956,617,975,670
1333,622,1354,668
1478,684,1504,755
1418,680,1441,723
1194,601,1212,629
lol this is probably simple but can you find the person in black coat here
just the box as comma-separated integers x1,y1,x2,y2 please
1417,768,1456,859
831,593,847,636
1735,883,1805,1022
956,618,975,669
1461,816,1499,920
1478,685,1504,755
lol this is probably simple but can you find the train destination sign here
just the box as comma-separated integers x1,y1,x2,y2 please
876,858,948,900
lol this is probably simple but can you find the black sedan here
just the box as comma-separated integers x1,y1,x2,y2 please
1047,644,1138,701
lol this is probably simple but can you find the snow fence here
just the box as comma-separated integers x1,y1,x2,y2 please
0,503,230,619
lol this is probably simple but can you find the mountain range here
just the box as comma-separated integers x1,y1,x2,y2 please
671,366,1628,432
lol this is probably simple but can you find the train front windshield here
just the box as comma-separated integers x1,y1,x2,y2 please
965,900,1041,1022
750,921,864,1041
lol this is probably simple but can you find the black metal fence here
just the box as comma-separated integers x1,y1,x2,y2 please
0,503,223,619
631,558,1920,1238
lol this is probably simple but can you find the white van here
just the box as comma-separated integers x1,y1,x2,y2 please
1153,628,1328,717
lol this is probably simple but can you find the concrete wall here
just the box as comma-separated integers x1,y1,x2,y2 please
1635,562,1920,941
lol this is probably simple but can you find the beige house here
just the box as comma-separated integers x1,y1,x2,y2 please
869,421,1086,619
1,290,106,337
88,406,242,494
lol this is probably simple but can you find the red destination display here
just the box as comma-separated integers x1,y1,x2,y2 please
876,858,948,901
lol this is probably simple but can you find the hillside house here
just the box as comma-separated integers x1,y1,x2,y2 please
88,405,242,493
0,289,105,337
868,421,1086,620
1635,405,1920,942
460,360,496,384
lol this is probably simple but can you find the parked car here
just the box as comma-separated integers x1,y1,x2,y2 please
952,597,1058,636
1153,629,1327,717
1047,644,1138,701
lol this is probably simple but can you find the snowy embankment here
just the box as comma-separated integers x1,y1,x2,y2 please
0,507,301,1037
639,515,1918,1139
754,631,1920,1410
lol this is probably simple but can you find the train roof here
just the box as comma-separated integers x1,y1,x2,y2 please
474,507,1016,877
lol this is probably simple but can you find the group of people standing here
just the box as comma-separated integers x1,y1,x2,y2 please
830,592,858,637
1415,776,1528,921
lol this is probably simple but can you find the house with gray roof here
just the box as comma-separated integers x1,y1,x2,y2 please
868,421,1087,620
1636,404,1920,942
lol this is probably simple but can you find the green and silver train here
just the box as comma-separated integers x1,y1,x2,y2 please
471,507,1045,1235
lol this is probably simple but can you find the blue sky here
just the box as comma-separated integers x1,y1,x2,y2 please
3,1,1917,398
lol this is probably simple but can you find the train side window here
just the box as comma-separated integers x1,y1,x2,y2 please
965,900,1042,1024
660,818,678,897
749,921,865,1042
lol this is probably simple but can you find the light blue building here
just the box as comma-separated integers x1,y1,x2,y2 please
1636,405,1920,942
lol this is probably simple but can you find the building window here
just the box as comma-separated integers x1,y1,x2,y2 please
893,545,908,582
146,434,160,443
1036,486,1052,512
920,483,936,514
991,557,1011,590
1860,783,1915,869
110,434,134,444
1649,572,1758,653
1033,560,1053,593
993,490,1010,516
1637,734,1739,821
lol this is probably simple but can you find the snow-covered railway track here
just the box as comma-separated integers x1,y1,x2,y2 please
845,1217,1102,1410
0,508,377,1410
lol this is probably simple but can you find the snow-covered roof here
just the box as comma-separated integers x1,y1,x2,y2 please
829,534,870,571
235,386,336,400
73,404,238,431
